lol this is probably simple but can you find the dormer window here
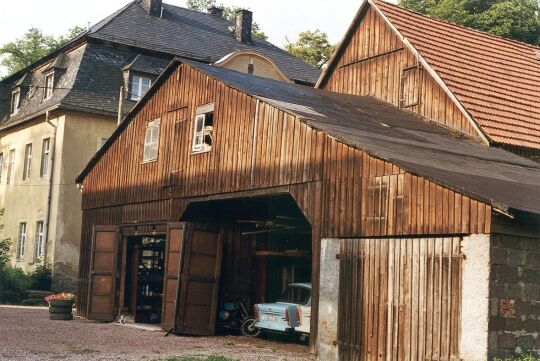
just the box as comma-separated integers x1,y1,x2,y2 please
192,103,214,153
10,89,21,115
44,72,54,99
130,74,151,101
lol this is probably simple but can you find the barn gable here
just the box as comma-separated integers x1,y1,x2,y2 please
318,0,540,152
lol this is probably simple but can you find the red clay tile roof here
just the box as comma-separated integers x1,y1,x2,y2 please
373,0,540,149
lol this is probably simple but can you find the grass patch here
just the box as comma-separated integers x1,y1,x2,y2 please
71,347,99,355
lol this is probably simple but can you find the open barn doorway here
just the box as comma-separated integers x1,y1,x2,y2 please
118,234,167,325
179,193,313,339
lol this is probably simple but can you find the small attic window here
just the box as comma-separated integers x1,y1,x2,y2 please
192,103,214,154
130,74,152,101
10,89,21,115
44,72,54,100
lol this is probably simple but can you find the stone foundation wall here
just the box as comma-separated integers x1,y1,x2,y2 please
489,233,540,359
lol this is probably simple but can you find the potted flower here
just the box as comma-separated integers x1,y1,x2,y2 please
44,293,76,320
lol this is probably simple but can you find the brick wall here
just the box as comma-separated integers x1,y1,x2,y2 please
489,233,540,359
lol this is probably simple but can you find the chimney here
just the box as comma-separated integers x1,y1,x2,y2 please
141,0,162,16
235,9,252,44
208,6,223,17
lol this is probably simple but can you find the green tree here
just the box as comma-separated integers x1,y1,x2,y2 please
0,26,86,77
0,209,10,270
186,0,268,40
399,0,540,44
284,30,337,68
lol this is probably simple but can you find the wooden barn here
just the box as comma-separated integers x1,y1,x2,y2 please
75,59,540,360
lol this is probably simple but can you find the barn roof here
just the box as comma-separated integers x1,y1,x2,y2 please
77,60,540,217
318,0,540,150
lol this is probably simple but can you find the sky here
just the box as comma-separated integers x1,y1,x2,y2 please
0,0,376,77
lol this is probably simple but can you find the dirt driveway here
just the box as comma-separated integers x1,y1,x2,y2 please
0,306,314,361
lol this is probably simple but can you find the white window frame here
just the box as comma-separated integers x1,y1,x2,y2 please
23,143,32,180
40,138,51,177
142,118,160,163
44,72,54,99
35,221,45,259
130,74,152,101
7,149,15,185
192,103,215,154
11,89,21,115
17,222,27,259
0,152,3,184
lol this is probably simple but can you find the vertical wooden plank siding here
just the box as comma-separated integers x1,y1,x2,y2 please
78,61,492,334
322,137,491,238
321,5,479,139
338,237,462,361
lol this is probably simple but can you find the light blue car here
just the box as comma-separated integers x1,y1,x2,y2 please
254,283,311,340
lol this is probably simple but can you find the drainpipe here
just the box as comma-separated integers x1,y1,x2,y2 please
43,110,57,265
117,86,124,125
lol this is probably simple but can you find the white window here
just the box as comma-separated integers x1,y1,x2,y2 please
0,152,3,183
23,143,32,180
130,75,151,101
17,222,27,259
143,119,160,162
35,221,45,258
40,138,50,177
10,89,20,114
44,72,54,99
192,104,214,153
7,149,15,185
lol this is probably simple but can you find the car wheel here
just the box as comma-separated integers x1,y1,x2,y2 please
241,318,261,338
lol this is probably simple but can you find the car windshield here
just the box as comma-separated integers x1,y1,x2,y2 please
277,286,310,305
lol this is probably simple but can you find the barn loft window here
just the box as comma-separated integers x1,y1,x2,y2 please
192,103,214,154
130,74,152,101
143,118,160,162
399,65,420,108
44,72,54,100
10,89,21,115
366,176,389,222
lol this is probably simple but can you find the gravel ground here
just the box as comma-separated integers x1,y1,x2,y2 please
0,306,314,361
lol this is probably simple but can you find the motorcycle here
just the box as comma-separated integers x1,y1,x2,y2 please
217,297,261,338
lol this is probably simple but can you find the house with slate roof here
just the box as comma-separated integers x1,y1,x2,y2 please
317,0,540,162
0,0,318,289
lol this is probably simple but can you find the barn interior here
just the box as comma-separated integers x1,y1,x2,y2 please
182,194,313,333
120,233,167,324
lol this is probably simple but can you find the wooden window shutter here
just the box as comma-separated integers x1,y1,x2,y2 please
399,65,421,108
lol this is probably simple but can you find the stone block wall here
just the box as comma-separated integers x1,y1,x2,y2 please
488,233,540,359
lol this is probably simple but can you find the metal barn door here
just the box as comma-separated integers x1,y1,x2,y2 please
175,228,223,335
87,226,119,321
338,237,462,361
161,223,186,331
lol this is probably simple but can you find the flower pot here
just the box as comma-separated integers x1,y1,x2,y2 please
48,299,74,320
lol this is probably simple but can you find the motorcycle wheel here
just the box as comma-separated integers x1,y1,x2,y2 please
240,318,261,338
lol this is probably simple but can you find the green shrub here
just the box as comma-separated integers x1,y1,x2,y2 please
30,264,52,290
0,267,31,303
494,353,540,361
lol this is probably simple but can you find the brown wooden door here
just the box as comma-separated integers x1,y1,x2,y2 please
87,226,119,322
161,223,186,331
175,228,223,335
